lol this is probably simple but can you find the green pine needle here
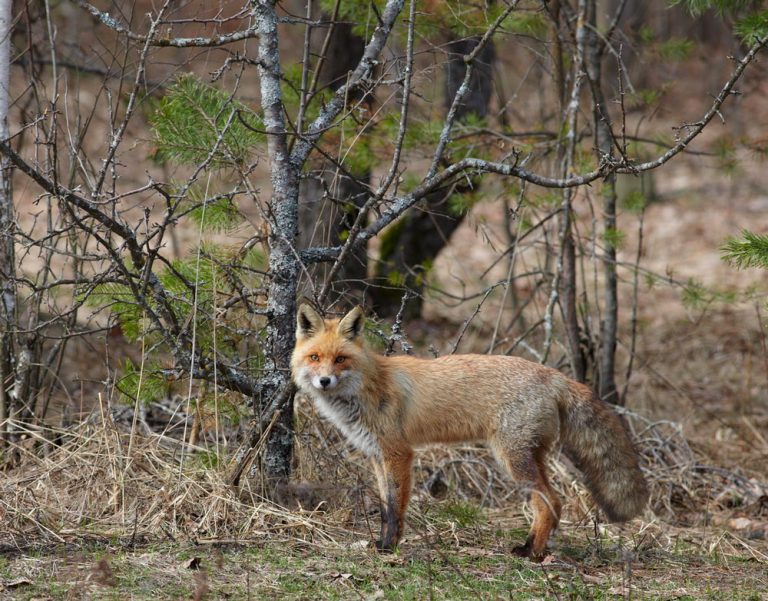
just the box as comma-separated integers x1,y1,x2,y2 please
721,230,768,270
117,359,168,405
735,11,768,45
151,74,264,167
189,195,242,233
602,227,626,251
658,38,695,61
622,190,647,214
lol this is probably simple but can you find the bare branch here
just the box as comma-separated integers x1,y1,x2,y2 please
298,34,767,266
290,0,406,168
425,1,519,181
72,0,261,48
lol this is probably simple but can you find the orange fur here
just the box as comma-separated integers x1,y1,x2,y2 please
291,305,648,558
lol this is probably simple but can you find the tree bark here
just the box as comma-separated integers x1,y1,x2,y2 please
254,0,301,482
548,0,588,383
444,37,495,122
0,0,14,447
586,0,619,404
561,231,586,381
298,172,370,303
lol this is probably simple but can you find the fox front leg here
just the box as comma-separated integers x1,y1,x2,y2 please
371,451,413,552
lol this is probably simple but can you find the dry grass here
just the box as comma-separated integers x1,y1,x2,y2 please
4,222,768,598
2,388,766,553
0,402,355,552
3,291,768,599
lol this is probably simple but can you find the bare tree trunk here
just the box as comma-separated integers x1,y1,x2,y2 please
0,0,14,447
546,0,588,382
372,36,495,318
299,173,370,303
586,0,619,404
444,37,495,120
597,183,619,403
562,231,586,380
255,0,300,482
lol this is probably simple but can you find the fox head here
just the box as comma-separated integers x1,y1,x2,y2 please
291,304,367,397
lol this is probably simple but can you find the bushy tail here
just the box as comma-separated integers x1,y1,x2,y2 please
560,383,649,522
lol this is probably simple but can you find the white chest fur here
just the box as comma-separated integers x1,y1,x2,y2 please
312,394,381,458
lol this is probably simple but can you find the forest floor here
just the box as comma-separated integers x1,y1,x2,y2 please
1,524,767,600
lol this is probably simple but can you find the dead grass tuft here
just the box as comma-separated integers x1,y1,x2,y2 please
1,401,356,553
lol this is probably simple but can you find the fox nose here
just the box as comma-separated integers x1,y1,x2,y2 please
319,377,331,388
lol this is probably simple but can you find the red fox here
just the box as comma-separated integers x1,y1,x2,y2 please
291,304,648,558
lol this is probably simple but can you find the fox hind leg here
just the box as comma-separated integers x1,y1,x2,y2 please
494,444,562,560
523,452,562,559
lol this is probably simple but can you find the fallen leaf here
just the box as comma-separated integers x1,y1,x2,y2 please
540,554,556,565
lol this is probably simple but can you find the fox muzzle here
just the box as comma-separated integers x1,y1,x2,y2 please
313,374,338,390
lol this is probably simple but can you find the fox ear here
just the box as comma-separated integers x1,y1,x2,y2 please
296,304,324,339
337,306,365,342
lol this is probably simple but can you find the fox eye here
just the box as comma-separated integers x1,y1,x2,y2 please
335,356,346,364
309,353,320,362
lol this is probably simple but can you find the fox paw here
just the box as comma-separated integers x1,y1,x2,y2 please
511,544,530,558
511,543,544,562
